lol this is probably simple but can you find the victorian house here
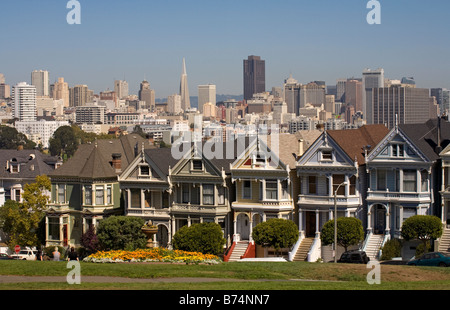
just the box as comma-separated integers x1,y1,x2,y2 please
294,125,389,261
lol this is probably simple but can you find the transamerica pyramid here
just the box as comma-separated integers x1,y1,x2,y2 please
180,57,190,111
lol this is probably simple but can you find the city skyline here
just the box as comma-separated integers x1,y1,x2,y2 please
2,1,450,98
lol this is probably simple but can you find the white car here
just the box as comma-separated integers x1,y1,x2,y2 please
12,249,37,260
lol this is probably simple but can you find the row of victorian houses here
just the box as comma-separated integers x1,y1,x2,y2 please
1,118,450,261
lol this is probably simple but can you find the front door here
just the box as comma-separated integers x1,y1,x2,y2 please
374,205,386,234
237,214,250,240
306,211,316,237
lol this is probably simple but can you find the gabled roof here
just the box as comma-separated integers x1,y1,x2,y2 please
399,118,450,162
327,124,390,165
0,149,61,179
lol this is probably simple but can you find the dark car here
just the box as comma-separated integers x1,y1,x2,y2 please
407,252,450,267
0,253,13,260
338,250,370,264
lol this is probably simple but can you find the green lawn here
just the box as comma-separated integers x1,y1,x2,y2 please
0,260,450,290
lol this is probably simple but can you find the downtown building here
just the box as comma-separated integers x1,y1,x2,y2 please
243,55,265,101
12,82,37,121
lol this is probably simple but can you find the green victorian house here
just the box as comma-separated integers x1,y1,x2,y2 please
45,134,152,247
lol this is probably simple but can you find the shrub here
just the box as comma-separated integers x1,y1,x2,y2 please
380,238,402,260
80,225,100,254
252,219,299,255
172,222,226,256
96,216,147,251
401,215,442,255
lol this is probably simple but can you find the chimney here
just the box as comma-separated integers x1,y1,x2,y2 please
112,153,122,173
298,139,304,156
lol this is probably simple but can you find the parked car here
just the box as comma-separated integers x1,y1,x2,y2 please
407,252,450,267
0,253,13,260
338,250,370,264
11,249,37,260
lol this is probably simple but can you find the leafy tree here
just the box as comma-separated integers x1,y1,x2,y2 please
0,125,36,149
80,225,100,254
252,218,299,256
96,216,147,251
321,217,364,252
48,125,79,158
172,222,226,255
401,215,443,255
0,175,51,248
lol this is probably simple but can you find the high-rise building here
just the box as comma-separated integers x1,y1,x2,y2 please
198,84,216,113
345,79,362,112
31,70,50,97
167,94,181,114
367,85,438,128
0,73,5,84
180,58,190,111
70,85,91,107
362,68,384,120
243,55,265,101
299,82,326,109
283,75,301,115
336,79,347,103
52,77,70,107
0,84,10,100
431,88,450,115
138,80,155,110
114,80,129,100
13,82,37,121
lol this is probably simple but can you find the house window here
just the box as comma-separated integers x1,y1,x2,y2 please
333,174,346,196
192,160,203,170
191,186,200,205
182,184,190,203
58,185,65,204
392,144,405,157
14,189,21,202
403,170,417,192
218,186,225,205
321,150,332,161
84,186,92,205
11,165,19,173
139,165,150,176
203,184,214,205
377,170,386,191
243,180,251,199
95,186,104,205
308,176,317,194
349,176,356,195
107,185,112,204
420,170,429,192
281,180,289,199
48,217,60,241
130,189,141,208
265,180,278,200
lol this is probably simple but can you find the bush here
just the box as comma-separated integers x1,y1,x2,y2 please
415,241,432,258
380,239,402,260
321,217,364,252
96,216,147,251
252,219,299,255
80,225,100,254
172,222,226,256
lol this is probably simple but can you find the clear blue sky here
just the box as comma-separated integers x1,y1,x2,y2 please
2,0,450,98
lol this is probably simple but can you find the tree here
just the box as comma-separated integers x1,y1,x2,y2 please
401,215,443,255
80,225,100,254
0,175,51,248
0,125,36,149
96,216,147,251
48,125,79,158
321,217,364,252
252,219,299,256
172,222,226,255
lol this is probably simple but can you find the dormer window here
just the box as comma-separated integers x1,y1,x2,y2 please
11,164,19,173
392,144,405,157
319,147,333,161
192,160,203,171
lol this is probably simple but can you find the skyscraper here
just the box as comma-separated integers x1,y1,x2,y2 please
70,85,90,107
139,80,155,110
243,55,265,101
31,70,50,97
180,58,190,111
345,79,362,112
114,80,129,100
362,68,384,121
13,82,37,121
53,77,70,107
198,84,216,113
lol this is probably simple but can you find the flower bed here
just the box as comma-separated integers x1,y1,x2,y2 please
83,247,222,265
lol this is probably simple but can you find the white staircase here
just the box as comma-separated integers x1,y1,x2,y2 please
228,241,249,262
438,228,450,255
364,234,384,261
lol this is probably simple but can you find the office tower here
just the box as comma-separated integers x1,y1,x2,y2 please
345,79,362,112
325,95,335,114
167,94,181,114
299,82,326,109
368,85,438,128
0,84,10,100
75,105,106,124
138,80,155,110
0,74,5,84
31,70,50,97
52,77,70,107
431,88,450,115
13,82,37,121
362,68,384,120
198,84,216,113
243,55,265,101
283,75,301,115
70,85,90,107
336,79,346,103
203,102,217,118
180,58,190,111
114,80,129,100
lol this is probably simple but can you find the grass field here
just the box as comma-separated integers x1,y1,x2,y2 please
1,260,450,291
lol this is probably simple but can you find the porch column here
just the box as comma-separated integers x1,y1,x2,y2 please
315,209,320,237
140,189,145,209
127,189,131,210
385,205,390,235
233,214,237,242
249,214,253,242
367,205,372,233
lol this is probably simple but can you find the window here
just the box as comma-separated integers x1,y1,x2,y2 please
139,165,150,176
377,170,386,191
14,189,21,202
192,160,203,170
203,184,214,205
95,186,104,205
403,170,417,192
265,180,278,200
84,186,92,205
11,165,19,173
218,186,225,205
243,180,251,199
308,176,316,194
333,175,346,196
182,184,190,203
130,189,140,208
420,170,429,192
281,180,289,199
58,185,65,203
191,186,200,205
392,144,405,157
48,217,60,241
321,150,332,161
349,175,356,195
107,185,112,204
